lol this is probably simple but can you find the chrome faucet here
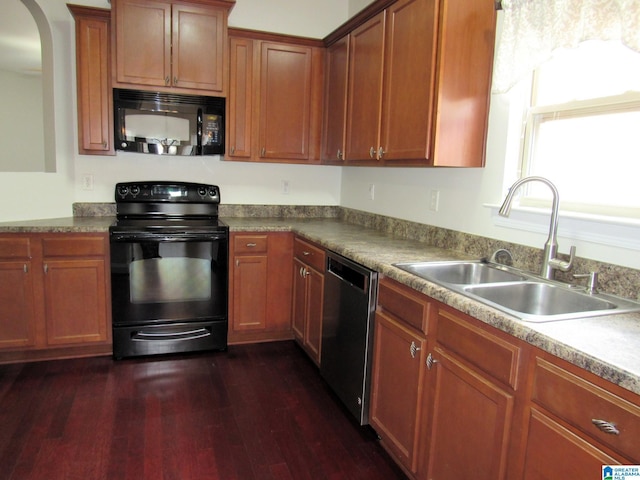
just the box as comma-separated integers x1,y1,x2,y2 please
498,176,575,280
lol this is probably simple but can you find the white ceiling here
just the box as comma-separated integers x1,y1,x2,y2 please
0,0,41,75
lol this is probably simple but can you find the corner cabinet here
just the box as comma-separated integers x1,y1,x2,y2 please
291,237,325,364
227,30,325,164
68,5,114,155
323,0,496,167
112,0,232,94
0,233,112,363
228,232,293,344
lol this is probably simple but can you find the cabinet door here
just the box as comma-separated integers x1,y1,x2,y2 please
172,3,225,92
304,266,324,365
231,255,268,332
380,0,437,163
292,257,307,342
345,12,385,163
44,259,109,346
71,7,114,155
425,347,514,480
115,0,171,87
370,311,426,474
258,42,314,161
228,37,253,158
522,409,623,480
321,36,349,164
0,261,37,349
431,0,495,166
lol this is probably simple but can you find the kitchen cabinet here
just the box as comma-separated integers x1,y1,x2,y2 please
0,233,112,363
324,0,495,167
227,30,324,164
517,353,638,478
112,0,232,94
371,278,432,476
321,35,349,164
68,5,114,155
291,237,325,364
421,304,522,480
228,232,293,344
0,237,37,349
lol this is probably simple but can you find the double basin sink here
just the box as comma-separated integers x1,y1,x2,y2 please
393,260,640,322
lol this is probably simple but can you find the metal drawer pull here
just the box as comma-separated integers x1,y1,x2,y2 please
426,352,438,370
410,341,421,358
24,264,28,273
591,419,620,435
246,243,257,247
302,251,310,256
369,146,376,158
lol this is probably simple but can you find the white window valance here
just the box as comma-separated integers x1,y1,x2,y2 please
492,0,640,93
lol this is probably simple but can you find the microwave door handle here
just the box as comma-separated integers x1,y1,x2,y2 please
196,108,203,155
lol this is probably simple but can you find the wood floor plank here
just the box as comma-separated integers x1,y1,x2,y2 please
0,341,406,480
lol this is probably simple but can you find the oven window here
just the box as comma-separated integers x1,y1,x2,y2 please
110,238,227,326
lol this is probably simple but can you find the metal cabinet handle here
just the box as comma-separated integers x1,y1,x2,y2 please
591,419,620,435
378,146,385,159
246,243,257,247
173,76,178,85
369,146,376,158
43,264,48,274
302,251,311,256
337,149,343,160
426,352,438,370
260,147,266,157
24,264,28,273
165,76,170,86
230,146,235,155
410,341,421,358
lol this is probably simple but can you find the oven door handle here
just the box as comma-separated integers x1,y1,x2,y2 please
131,328,212,342
111,232,227,242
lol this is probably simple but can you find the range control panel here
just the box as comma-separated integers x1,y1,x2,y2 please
115,182,221,204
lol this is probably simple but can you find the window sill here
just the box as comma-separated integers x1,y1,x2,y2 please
485,204,640,250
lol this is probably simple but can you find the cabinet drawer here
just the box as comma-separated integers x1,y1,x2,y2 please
294,237,325,272
233,234,268,254
532,356,640,461
377,277,430,334
436,306,521,390
0,237,31,258
42,236,106,257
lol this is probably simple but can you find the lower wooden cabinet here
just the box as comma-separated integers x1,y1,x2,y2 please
371,278,431,475
371,277,640,480
517,353,639,478
228,232,293,344
291,237,325,364
0,233,112,362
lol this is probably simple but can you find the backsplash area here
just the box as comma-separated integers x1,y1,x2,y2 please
74,203,640,300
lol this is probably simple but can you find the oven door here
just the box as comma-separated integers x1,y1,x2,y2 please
110,231,228,357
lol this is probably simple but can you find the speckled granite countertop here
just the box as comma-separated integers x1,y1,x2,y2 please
224,217,640,396
1,215,638,396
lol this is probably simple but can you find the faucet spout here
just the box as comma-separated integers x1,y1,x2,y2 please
498,176,575,280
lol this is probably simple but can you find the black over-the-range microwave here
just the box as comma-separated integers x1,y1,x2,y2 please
113,88,225,156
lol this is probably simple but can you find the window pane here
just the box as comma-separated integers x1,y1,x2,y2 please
527,109,640,210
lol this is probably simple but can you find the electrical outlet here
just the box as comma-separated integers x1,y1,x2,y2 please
281,180,290,195
369,184,375,200
82,174,94,191
429,189,440,212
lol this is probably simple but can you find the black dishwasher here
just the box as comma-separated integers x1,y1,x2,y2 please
321,251,378,425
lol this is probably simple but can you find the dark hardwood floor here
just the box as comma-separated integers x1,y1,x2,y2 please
0,341,407,480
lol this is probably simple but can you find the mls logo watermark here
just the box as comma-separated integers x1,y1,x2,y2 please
603,466,640,480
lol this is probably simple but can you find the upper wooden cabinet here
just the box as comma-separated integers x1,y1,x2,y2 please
227,30,325,164
68,5,114,155
112,0,233,94
321,36,349,165
323,0,496,167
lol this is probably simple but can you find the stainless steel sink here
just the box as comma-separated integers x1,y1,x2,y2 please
393,260,640,322
394,261,526,285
